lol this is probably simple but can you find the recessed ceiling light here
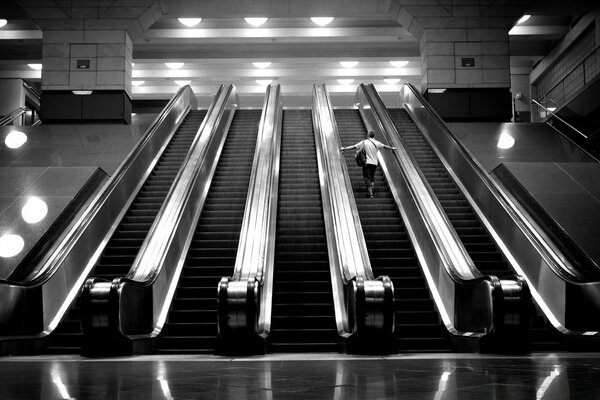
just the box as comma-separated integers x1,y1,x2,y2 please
21,197,48,224
174,80,191,86
340,61,358,68
5,130,27,149
27,63,42,70
253,62,271,69
310,17,334,26
132,80,145,86
0,19,7,29
165,62,184,69
384,78,401,84
0,234,24,258
178,18,202,27
517,15,531,24
337,79,354,85
256,79,272,85
244,17,268,27
72,90,93,95
389,60,409,68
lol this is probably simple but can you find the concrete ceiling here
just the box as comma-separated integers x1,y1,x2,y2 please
0,0,595,107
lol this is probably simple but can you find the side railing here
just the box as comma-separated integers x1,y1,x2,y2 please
312,84,394,349
358,84,531,351
401,82,600,344
216,84,282,353
0,85,198,355
79,85,238,355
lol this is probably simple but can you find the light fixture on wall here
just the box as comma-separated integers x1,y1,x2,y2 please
165,62,184,69
310,17,334,26
244,17,268,27
72,90,93,95
340,61,358,68
253,62,271,69
178,18,202,27
389,60,409,68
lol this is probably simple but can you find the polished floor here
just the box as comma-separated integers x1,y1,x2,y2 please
1,353,599,399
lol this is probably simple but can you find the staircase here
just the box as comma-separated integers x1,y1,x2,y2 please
156,109,261,354
334,109,452,352
267,109,339,353
387,108,561,350
45,110,207,353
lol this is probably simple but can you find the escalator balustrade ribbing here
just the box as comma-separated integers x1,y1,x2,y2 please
387,108,561,350
45,110,207,354
335,109,452,352
267,109,338,353
155,109,261,354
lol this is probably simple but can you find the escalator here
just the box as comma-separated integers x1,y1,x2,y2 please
335,109,452,352
45,110,207,353
156,109,261,354
387,108,561,350
267,109,338,353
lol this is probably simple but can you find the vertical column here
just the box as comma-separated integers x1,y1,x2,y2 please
41,30,132,124
420,26,512,121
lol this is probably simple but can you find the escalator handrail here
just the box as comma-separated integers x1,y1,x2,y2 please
359,84,487,285
121,84,236,285
0,107,29,125
313,84,373,283
0,86,197,344
0,85,196,288
402,82,597,283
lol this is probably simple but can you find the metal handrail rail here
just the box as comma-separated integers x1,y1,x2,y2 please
0,107,29,125
0,86,197,350
531,98,590,140
403,82,593,283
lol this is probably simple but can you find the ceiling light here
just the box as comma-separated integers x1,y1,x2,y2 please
245,17,268,27
22,197,48,224
0,19,7,29
340,61,359,68
174,80,191,86
310,17,334,26
547,107,557,112
497,131,515,149
389,60,409,68
132,80,145,86
384,78,401,84
28,63,42,70
72,90,93,95
256,79,272,85
428,88,446,93
165,62,184,69
5,130,27,149
337,79,354,85
517,14,531,24
178,18,202,27
253,62,271,69
0,234,24,258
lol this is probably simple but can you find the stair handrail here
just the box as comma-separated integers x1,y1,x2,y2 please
313,84,394,345
401,82,600,336
0,85,198,354
79,85,238,355
216,84,282,348
531,98,591,140
357,84,531,347
0,107,29,125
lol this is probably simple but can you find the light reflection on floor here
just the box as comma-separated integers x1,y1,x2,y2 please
1,353,599,399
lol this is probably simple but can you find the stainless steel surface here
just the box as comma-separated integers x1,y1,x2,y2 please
81,85,238,352
218,84,282,343
312,84,393,340
0,85,197,354
401,83,600,336
357,84,501,340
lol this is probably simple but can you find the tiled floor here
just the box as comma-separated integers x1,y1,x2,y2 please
1,353,599,399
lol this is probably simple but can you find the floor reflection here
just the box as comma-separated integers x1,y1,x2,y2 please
1,353,600,399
